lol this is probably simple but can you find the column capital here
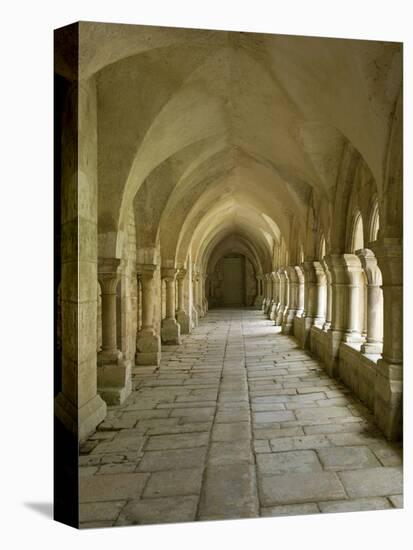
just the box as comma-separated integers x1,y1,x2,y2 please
356,248,382,285
324,253,363,284
98,257,121,293
161,267,178,281
136,263,157,281
369,238,402,285
177,268,187,281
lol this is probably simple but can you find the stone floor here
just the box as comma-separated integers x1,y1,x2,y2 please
79,309,403,528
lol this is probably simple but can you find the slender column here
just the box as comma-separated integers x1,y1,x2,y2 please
269,272,279,321
97,258,122,364
136,263,161,365
191,271,199,327
254,274,264,309
370,239,402,439
202,272,209,313
161,268,181,345
276,269,289,325
96,258,132,405
176,268,190,334
313,261,327,327
357,249,383,355
322,259,332,331
282,266,297,334
263,273,272,314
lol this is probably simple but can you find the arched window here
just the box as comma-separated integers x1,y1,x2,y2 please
351,211,364,252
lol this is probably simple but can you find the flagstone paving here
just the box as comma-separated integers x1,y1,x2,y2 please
79,309,403,528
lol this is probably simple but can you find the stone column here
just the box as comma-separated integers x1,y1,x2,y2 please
296,266,305,317
202,272,209,313
191,271,199,327
96,258,132,405
324,254,363,376
322,259,332,331
176,268,190,334
254,274,264,308
370,239,402,440
282,266,298,334
136,263,161,365
161,268,181,345
357,249,383,355
276,269,289,325
269,272,279,320
54,78,106,441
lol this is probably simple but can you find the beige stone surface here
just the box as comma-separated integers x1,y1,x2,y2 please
78,310,403,527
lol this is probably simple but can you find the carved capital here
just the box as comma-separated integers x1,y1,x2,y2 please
136,263,157,282
161,267,178,281
98,257,121,293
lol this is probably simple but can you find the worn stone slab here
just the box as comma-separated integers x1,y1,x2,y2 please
257,450,322,475
215,409,250,423
143,467,203,498
261,503,320,517
317,446,381,471
208,440,254,465
91,434,146,455
253,410,295,424
212,422,251,441
116,496,199,525
319,497,392,513
269,434,331,452
295,407,351,422
259,471,346,505
145,432,209,451
79,500,126,523
79,473,149,502
338,467,403,498
138,447,207,472
199,464,258,519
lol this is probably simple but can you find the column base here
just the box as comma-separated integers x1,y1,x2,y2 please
177,310,190,334
281,309,296,334
374,359,403,440
269,302,277,320
97,348,123,366
361,341,383,355
54,392,107,441
161,318,181,345
343,331,364,345
275,306,285,326
191,306,198,328
97,361,132,406
136,331,161,365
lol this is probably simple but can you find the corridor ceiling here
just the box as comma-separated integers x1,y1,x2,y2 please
58,23,402,273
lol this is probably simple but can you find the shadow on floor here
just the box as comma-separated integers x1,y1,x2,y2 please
23,502,53,519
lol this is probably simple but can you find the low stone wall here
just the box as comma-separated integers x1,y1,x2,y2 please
303,325,377,416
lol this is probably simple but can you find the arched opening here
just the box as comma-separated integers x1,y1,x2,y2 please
351,211,364,252
369,200,380,243
209,253,250,307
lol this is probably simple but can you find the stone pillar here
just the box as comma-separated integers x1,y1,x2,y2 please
161,268,181,345
276,269,288,325
296,266,305,317
269,272,279,320
96,258,132,406
370,239,402,440
324,254,363,376
357,249,383,355
322,259,332,331
202,272,209,313
54,78,106,441
136,264,161,365
264,273,272,314
176,268,190,334
254,274,264,308
282,266,298,334
191,271,199,327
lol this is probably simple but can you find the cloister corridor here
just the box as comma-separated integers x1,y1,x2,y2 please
78,309,402,527
54,23,403,528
